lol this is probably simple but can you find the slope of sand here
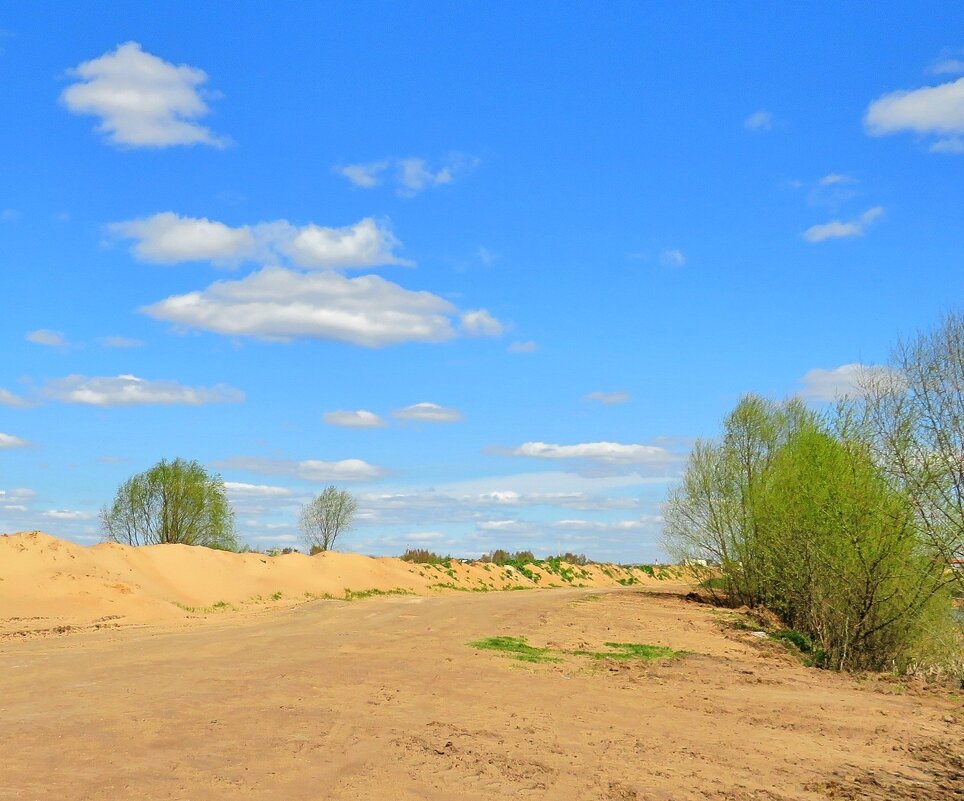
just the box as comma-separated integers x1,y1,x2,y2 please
0,531,679,637
0,586,959,800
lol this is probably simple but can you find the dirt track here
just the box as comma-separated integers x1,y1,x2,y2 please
0,588,960,800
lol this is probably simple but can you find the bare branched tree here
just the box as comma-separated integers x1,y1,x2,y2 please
856,312,964,591
300,485,358,553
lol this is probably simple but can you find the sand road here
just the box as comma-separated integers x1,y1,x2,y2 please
0,588,960,801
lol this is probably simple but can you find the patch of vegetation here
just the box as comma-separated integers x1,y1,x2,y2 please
573,642,682,661
400,548,451,564
172,599,235,614
470,635,683,664
270,591,283,601
616,576,639,586
343,587,414,601
469,636,561,663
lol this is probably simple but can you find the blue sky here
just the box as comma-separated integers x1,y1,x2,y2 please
1,3,962,560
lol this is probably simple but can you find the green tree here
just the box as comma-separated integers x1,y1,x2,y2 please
299,485,357,553
662,394,816,606
753,426,951,671
101,458,238,550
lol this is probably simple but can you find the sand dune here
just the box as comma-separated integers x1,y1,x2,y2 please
0,531,676,637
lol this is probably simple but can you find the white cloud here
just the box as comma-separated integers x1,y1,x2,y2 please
41,374,244,406
108,213,256,265
0,388,29,408
460,309,504,337
802,206,884,243
281,218,408,269
218,455,384,482
323,410,388,428
25,329,67,348
335,154,479,196
392,402,463,423
864,76,964,153
335,161,389,188
397,157,454,193
798,363,901,402
660,249,686,267
743,110,774,131
223,482,293,498
99,335,144,348
3,505,27,513
42,509,95,520
0,433,29,449
142,267,473,347
930,58,964,75
60,41,226,148
508,340,538,354
584,391,630,405
512,441,678,465
109,214,408,269
0,488,36,501
819,173,857,186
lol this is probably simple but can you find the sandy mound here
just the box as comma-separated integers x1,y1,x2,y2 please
0,531,681,637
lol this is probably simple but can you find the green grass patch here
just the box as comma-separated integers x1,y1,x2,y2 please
572,641,682,660
470,636,682,664
469,636,561,663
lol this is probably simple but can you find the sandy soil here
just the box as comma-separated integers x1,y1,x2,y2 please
0,532,667,636
1,585,960,800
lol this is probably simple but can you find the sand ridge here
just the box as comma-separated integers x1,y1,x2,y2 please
0,531,679,637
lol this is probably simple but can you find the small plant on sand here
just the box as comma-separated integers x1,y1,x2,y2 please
343,587,414,600
270,591,283,601
469,636,561,663
572,642,682,661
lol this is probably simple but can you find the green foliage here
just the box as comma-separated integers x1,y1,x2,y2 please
400,548,450,564
300,485,357,552
469,636,561,663
572,642,681,661
664,394,956,673
470,636,682,664
101,458,238,550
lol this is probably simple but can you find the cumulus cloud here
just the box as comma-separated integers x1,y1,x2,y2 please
508,340,538,354
460,309,504,337
323,410,388,428
0,388,30,408
864,76,964,153
41,374,244,406
60,41,226,148
798,363,901,402
392,402,463,423
743,110,774,131
802,206,884,243
334,161,389,188
0,433,29,449
223,482,293,498
335,154,479,196
109,214,408,269
141,267,482,347
42,509,95,520
99,335,144,348
109,213,257,265
511,441,678,465
584,391,630,405
660,249,686,267
25,329,67,348
217,455,384,482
